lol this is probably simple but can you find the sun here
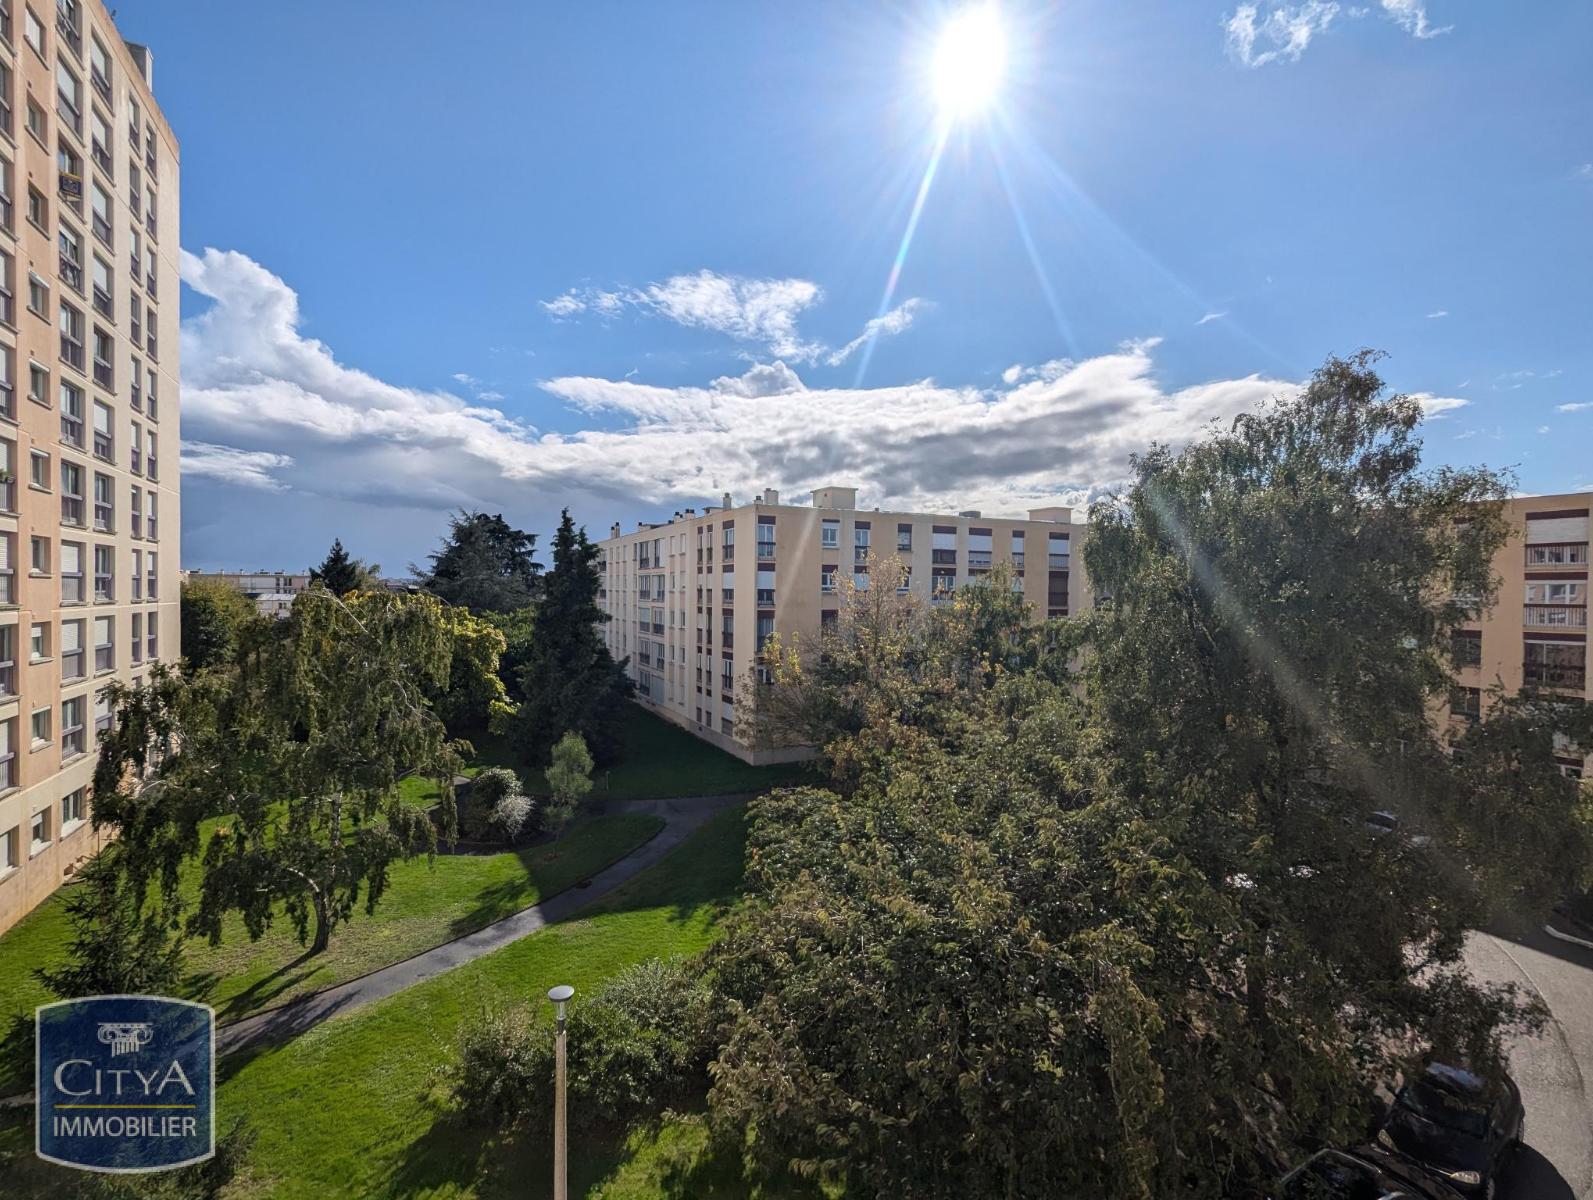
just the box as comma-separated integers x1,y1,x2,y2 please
931,5,1007,118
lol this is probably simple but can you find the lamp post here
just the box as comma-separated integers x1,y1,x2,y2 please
548,984,575,1200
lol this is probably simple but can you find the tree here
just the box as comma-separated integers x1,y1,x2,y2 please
93,591,500,956
509,510,632,763
180,577,260,672
309,537,381,596
542,730,593,843
414,512,541,615
704,354,1593,1197
428,604,514,732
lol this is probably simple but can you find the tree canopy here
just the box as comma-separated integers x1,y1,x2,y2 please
414,511,542,615
310,537,382,596
180,576,262,672
705,353,1593,1197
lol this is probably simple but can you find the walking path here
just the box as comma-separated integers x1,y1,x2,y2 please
215,792,750,1057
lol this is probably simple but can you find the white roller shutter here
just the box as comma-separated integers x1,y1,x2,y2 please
1526,514,1589,544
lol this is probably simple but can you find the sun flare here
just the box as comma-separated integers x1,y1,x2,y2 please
932,5,1007,118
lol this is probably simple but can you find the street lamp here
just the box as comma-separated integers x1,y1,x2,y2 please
548,984,575,1200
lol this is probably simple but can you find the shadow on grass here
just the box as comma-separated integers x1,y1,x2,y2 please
195,950,327,1025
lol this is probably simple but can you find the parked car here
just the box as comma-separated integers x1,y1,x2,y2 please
1377,1063,1523,1197
1276,1146,1466,1199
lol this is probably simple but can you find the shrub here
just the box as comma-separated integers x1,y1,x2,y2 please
448,957,717,1133
460,767,534,842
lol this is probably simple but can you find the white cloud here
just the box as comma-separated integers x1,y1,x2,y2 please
1196,310,1228,326
1225,2,1341,67
1577,163,1593,180
181,442,295,490
1225,0,1447,66
1537,425,1551,434
540,270,922,365
1379,0,1450,39
1557,402,1592,413
1001,364,1024,385
1425,309,1448,319
1411,393,1468,419
1452,429,1477,440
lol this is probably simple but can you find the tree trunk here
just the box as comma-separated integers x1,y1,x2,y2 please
310,890,331,956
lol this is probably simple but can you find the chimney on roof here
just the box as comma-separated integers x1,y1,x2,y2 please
610,522,620,539
722,492,732,509
764,488,779,505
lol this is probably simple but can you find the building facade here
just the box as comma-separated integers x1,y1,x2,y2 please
598,486,1088,764
1448,491,1589,777
184,569,310,619
0,0,180,935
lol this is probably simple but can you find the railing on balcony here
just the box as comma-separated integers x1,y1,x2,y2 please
1525,542,1589,567
757,589,775,606
756,540,775,560
1524,662,1586,691
1525,605,1587,628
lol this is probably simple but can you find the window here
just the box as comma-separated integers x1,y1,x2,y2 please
59,224,82,293
1452,630,1482,667
146,370,156,421
820,566,836,593
0,826,15,872
130,610,141,663
89,179,109,245
92,399,111,460
0,719,12,793
1449,686,1481,722
897,523,913,552
29,536,47,575
57,140,83,215
145,550,156,600
26,185,45,231
59,457,83,523
1524,641,1586,690
28,360,47,405
27,271,48,316
854,524,871,562
129,418,141,473
91,325,111,387
89,105,109,174
128,484,140,537
60,695,83,758
29,448,48,490
90,255,110,319
60,616,83,678
89,35,110,98
25,96,44,143
0,63,10,143
129,293,141,346
0,154,11,233
129,354,141,410
91,470,111,531
23,6,41,57
145,611,156,660
61,786,84,829
58,299,83,369
92,542,111,600
55,60,80,135
145,429,156,479
0,625,13,697
30,806,49,852
92,613,111,671
93,692,111,738
0,530,11,604
821,519,839,548
29,622,47,660
60,541,82,603
30,705,50,746
145,489,156,539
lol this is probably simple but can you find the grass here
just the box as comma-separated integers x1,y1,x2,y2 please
0,812,663,1066
1,805,756,1199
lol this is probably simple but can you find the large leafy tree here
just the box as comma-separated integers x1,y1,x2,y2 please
93,589,496,956
415,511,541,615
309,537,382,596
508,509,631,763
179,576,261,672
705,354,1593,1197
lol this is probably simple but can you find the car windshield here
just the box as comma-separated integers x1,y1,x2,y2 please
1401,1080,1488,1137
1282,1155,1395,1199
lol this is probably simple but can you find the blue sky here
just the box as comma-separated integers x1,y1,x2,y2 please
120,1,1593,571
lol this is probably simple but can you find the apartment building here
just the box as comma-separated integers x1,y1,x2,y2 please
0,0,180,935
598,486,1087,764
184,568,311,619
1448,491,1589,778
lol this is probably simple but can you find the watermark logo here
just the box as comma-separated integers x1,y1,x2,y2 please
36,995,215,1173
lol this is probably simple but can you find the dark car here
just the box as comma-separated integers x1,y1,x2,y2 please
1276,1146,1467,1198
1377,1063,1523,1197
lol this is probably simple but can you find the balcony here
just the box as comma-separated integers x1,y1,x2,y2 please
1525,542,1589,568
1524,662,1586,691
757,589,775,607
1525,605,1587,628
756,540,775,561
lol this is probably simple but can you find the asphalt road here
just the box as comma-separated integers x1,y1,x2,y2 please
1465,926,1593,1199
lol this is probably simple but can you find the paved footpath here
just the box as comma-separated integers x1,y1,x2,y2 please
215,793,750,1057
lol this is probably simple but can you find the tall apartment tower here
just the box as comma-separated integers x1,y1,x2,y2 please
598,486,1087,765
0,0,180,934
1449,491,1589,778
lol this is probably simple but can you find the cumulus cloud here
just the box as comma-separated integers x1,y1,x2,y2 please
1411,393,1468,419
540,270,922,365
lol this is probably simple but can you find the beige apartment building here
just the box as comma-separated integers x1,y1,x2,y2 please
185,568,311,619
1448,491,1589,778
0,0,180,935
598,486,1087,764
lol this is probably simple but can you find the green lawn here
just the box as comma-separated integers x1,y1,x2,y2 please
0,812,663,1063
0,806,760,1199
